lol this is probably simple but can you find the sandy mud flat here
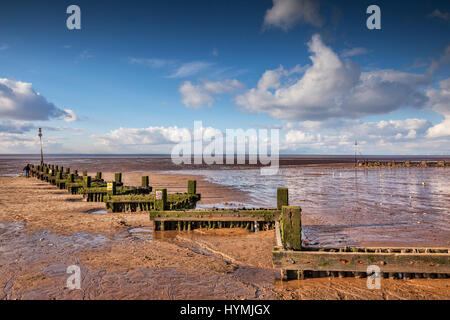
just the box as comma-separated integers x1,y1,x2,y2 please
1,174,449,300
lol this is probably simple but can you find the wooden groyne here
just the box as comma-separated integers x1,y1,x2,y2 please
29,163,206,214
272,206,450,280
30,164,152,202
151,209,280,231
357,160,449,168
149,188,289,231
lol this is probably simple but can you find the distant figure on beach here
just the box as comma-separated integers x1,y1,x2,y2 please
23,165,30,178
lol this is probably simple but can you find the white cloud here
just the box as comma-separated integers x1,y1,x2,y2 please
341,47,369,58
93,126,192,147
426,78,450,115
263,0,323,30
0,132,71,154
425,78,450,138
167,61,213,78
235,34,431,121
62,109,78,122
282,118,441,153
0,78,77,121
92,124,226,153
180,79,244,109
426,117,450,138
0,44,9,51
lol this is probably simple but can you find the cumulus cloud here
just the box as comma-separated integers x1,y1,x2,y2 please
235,34,431,121
92,124,227,154
263,0,323,30
0,78,77,122
283,118,436,153
426,78,450,138
180,79,244,109
94,126,192,147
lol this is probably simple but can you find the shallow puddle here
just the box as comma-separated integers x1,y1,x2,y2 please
128,227,154,240
87,209,107,214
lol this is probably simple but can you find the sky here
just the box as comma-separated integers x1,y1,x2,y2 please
0,0,449,155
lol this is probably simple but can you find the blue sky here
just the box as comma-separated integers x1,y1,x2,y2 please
0,0,449,154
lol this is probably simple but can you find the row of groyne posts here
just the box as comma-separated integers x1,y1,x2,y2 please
357,160,449,168
29,163,449,280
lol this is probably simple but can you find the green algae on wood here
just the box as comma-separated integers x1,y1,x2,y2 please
277,188,289,210
280,206,302,251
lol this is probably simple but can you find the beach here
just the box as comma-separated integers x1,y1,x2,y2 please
1,156,449,299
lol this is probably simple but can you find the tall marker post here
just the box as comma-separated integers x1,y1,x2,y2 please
38,128,44,165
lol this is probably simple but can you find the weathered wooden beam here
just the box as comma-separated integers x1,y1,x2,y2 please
277,188,289,210
83,176,91,188
188,180,197,194
272,249,450,274
155,188,167,211
142,176,149,188
107,181,116,196
280,206,302,250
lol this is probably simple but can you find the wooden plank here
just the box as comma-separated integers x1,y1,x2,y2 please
272,249,450,274
275,221,282,247
153,216,268,222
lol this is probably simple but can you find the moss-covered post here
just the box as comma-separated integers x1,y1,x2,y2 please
60,166,64,173
277,188,289,210
115,173,122,184
83,176,91,188
82,170,87,176
280,206,302,250
107,182,116,196
56,172,62,179
95,172,102,180
68,173,74,183
155,188,167,211
188,180,197,194
66,168,70,174
74,169,78,176
142,176,149,188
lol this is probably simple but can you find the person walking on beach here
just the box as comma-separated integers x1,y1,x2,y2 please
23,164,30,178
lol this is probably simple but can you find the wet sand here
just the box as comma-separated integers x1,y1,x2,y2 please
1,175,449,300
